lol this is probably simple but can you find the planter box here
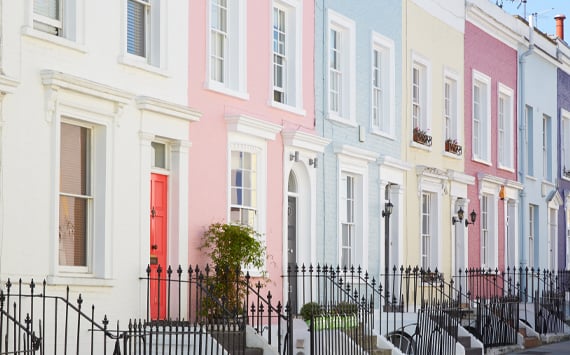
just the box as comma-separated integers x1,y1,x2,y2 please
413,131,432,146
445,141,462,156
305,315,358,330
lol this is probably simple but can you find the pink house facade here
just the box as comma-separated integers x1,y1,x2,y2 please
464,5,523,271
186,1,327,302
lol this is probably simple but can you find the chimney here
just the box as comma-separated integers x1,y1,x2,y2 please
555,14,566,40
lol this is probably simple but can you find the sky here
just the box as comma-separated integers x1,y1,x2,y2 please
494,0,570,36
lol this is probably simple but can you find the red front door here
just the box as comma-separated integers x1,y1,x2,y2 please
150,173,168,320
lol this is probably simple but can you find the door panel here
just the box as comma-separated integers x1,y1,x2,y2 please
287,196,298,314
150,173,168,320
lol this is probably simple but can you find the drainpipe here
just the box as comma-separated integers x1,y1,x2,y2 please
518,15,535,269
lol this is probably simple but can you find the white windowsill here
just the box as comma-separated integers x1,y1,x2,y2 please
472,157,492,167
410,141,431,151
370,129,395,140
497,164,515,173
118,55,169,77
269,101,306,116
47,274,115,287
443,151,462,160
205,81,250,101
326,114,357,128
21,26,87,53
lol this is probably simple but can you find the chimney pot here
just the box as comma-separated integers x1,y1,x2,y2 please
555,14,566,40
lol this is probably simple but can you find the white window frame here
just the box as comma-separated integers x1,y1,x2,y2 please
543,114,552,181
24,0,84,49
526,105,534,176
225,115,281,275
340,173,356,267
547,207,557,270
472,70,491,164
443,69,459,145
327,9,356,124
59,120,94,272
122,0,163,69
420,191,440,271
370,32,395,137
335,145,375,270
561,109,570,180
411,52,431,139
271,0,303,113
207,0,248,99
497,83,514,170
56,115,108,277
528,204,535,268
229,150,258,228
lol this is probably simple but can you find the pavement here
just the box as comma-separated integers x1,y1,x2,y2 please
507,340,570,354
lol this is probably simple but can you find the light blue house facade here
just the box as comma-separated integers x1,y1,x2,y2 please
518,19,561,271
314,0,407,278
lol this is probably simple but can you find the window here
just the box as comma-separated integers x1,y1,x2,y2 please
443,71,458,143
371,33,394,136
528,204,535,268
472,71,490,162
230,151,257,228
340,174,355,267
272,1,301,108
32,0,79,41
548,208,557,270
209,0,246,95
34,0,62,35
526,105,534,176
497,84,514,169
327,10,355,122
421,192,436,270
59,122,92,268
562,110,570,178
411,53,430,138
126,0,160,66
481,195,489,267
543,114,552,181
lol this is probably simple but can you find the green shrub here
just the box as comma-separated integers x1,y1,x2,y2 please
299,302,323,321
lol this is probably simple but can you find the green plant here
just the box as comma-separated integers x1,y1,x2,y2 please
200,222,266,316
299,302,322,321
334,301,359,315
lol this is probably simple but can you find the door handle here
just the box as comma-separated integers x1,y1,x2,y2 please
151,207,156,218
151,244,158,250
288,248,294,254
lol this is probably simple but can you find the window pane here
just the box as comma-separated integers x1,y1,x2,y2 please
60,123,90,195
127,0,147,56
151,142,166,169
34,0,60,19
59,195,88,266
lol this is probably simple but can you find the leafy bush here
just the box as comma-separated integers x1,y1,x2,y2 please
299,302,322,321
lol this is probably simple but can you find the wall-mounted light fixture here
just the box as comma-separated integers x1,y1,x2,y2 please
290,151,299,162
452,207,477,227
309,157,318,168
499,185,506,200
382,201,393,218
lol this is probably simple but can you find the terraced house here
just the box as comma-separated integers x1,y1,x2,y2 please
0,1,568,354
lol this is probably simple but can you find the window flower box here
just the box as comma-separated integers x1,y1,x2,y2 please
413,127,432,146
445,139,462,156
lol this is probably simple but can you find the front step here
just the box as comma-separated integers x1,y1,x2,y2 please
519,327,542,348
343,326,392,354
458,335,483,355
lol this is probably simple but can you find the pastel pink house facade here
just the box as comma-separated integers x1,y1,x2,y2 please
464,20,522,270
186,1,323,301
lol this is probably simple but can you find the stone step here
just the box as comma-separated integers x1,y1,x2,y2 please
523,336,541,348
244,347,263,355
465,347,482,355
458,335,472,348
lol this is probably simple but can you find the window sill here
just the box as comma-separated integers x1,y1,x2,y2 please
526,175,537,181
326,114,357,128
370,129,395,140
205,82,250,101
410,141,431,151
472,157,492,167
47,274,115,287
443,151,462,160
118,55,169,77
21,26,86,53
561,174,570,182
498,165,515,173
269,101,306,116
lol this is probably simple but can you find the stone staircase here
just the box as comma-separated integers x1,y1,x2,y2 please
343,324,392,355
457,334,483,355
518,327,542,349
